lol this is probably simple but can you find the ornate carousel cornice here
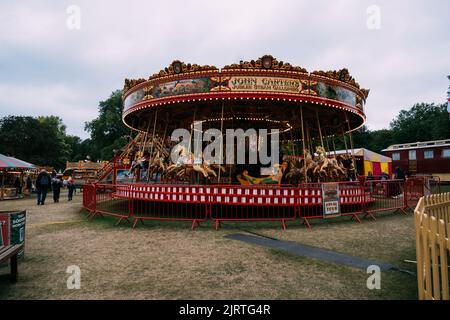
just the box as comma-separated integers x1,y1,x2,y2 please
149,60,219,80
122,55,370,100
221,55,308,73
123,60,219,92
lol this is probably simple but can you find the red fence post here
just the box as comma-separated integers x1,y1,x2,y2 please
93,183,97,214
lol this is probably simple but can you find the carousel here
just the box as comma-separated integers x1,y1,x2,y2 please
92,55,373,228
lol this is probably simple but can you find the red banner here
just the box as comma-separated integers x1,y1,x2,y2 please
0,214,10,247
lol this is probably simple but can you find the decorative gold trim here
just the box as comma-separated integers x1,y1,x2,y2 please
311,68,360,89
148,60,218,80
223,55,308,73
123,56,370,101
123,78,146,93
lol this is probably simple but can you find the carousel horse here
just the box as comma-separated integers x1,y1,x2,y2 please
166,145,224,179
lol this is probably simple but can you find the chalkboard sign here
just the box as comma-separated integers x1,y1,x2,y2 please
322,183,341,217
10,211,26,257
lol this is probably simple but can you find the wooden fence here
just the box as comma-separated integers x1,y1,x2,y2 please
414,192,450,300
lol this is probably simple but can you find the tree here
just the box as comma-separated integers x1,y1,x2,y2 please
348,102,449,153
389,102,450,143
84,90,129,161
37,116,71,167
351,126,395,153
0,115,71,169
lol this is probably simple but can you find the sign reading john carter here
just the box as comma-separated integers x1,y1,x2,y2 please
228,76,301,94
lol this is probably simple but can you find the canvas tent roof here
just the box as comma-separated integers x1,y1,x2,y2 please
326,148,392,163
0,153,35,169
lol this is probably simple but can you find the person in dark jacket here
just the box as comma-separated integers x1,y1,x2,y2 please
36,169,52,205
394,166,406,180
392,166,406,198
52,177,62,203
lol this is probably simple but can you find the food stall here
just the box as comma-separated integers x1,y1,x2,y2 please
0,154,35,200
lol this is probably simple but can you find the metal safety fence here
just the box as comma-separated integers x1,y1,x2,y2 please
82,178,434,230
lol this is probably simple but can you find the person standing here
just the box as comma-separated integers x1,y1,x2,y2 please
52,177,62,203
67,176,75,201
14,175,22,196
26,174,33,197
392,166,406,198
394,166,406,181
36,169,52,205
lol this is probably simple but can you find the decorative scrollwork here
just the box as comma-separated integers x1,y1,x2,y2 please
123,78,146,92
123,57,370,100
360,88,370,101
143,85,154,100
311,68,360,89
222,55,308,73
148,60,218,80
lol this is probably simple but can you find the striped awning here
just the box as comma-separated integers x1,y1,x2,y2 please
0,154,35,169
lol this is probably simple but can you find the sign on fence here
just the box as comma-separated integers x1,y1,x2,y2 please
322,183,341,217
0,210,26,257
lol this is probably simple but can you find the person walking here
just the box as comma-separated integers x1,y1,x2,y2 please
67,176,75,201
36,169,52,205
52,177,62,203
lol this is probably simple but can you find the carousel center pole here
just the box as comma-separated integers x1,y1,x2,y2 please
299,105,307,183
323,127,331,153
305,122,312,156
218,101,225,184
289,130,296,157
332,135,337,158
139,119,152,183
141,119,152,157
315,109,324,148
188,106,198,184
147,110,158,181
344,113,357,179
149,110,158,158
161,113,169,150
341,126,350,159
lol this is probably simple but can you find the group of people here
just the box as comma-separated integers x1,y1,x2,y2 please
35,169,76,205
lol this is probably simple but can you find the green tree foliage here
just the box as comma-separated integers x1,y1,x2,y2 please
389,103,450,143
0,115,71,169
84,90,129,161
64,135,92,162
351,102,449,153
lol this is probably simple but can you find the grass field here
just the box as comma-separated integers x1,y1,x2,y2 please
0,190,419,299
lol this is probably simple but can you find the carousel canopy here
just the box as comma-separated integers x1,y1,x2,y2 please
0,153,35,170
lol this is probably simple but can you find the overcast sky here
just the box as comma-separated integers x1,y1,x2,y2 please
0,0,448,139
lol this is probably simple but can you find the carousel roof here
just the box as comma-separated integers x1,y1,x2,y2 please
0,153,35,169
121,55,370,138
